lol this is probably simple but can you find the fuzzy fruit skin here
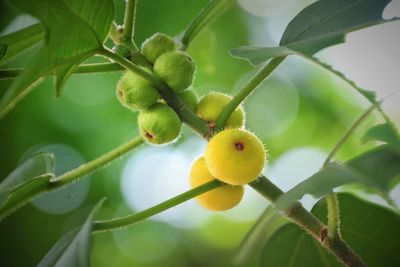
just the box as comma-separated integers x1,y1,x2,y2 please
141,33,176,64
190,157,244,211
196,92,245,128
153,51,196,92
138,103,182,145
178,90,199,111
205,129,266,185
117,71,160,111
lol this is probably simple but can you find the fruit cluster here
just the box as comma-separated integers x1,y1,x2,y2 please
117,33,197,145
116,33,266,212
190,128,266,211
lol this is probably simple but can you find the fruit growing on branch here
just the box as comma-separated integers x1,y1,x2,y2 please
154,51,196,91
138,103,181,145
190,157,244,211
197,92,245,128
205,128,266,185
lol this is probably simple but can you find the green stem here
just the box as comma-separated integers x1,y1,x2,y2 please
323,103,378,166
327,193,340,238
181,0,234,49
0,63,124,80
0,136,144,220
51,136,144,184
215,56,285,130
93,179,224,233
93,174,366,266
99,47,209,136
322,104,378,243
122,0,138,49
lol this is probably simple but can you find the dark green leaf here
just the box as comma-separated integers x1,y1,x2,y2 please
0,152,55,207
0,43,7,60
37,199,105,267
0,174,54,221
231,0,399,104
0,24,44,65
234,206,288,267
363,123,400,153
280,0,395,54
0,0,114,119
261,193,400,267
275,146,400,209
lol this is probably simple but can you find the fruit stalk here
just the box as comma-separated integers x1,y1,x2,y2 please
92,179,224,233
50,136,144,184
0,136,144,220
181,0,234,49
121,0,138,50
250,176,366,267
0,63,124,80
215,56,286,131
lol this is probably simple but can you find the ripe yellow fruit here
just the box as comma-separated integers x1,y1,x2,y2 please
196,92,245,128
205,129,266,185
190,157,244,211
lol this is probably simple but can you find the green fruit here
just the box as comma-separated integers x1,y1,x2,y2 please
117,71,160,111
153,51,196,92
138,103,182,145
196,92,245,128
178,90,199,111
141,33,176,64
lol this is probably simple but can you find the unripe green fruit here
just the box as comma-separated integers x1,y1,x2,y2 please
117,71,160,111
141,33,176,64
197,92,245,128
178,90,199,111
205,128,266,185
138,103,182,145
153,51,196,92
190,157,244,211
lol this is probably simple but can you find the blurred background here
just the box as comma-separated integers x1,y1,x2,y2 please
0,0,399,266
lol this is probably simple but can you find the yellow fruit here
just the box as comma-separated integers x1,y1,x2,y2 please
196,92,245,128
205,129,266,185
190,157,244,211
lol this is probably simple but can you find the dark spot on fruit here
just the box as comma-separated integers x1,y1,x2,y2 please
234,142,244,151
145,132,154,139
118,89,123,98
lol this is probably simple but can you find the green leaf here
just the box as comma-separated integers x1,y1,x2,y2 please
37,198,105,267
0,43,7,60
261,193,400,267
0,0,114,119
0,24,44,65
275,146,400,209
363,123,400,153
280,0,395,53
234,206,288,267
0,152,55,207
231,0,399,104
